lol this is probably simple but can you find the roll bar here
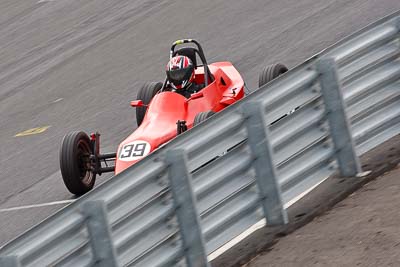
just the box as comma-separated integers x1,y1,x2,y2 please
164,39,212,88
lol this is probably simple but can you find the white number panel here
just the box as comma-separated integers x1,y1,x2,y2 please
118,140,151,161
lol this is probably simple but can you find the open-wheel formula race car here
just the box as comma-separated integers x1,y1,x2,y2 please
59,39,288,195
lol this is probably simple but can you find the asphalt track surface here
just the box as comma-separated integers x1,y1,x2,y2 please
0,0,399,253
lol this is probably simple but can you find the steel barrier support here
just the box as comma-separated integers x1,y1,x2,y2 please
166,149,210,267
81,200,118,267
0,256,20,267
242,102,288,225
317,58,362,176
396,17,400,30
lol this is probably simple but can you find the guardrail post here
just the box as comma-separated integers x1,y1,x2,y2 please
165,149,210,267
0,256,21,267
317,58,362,176
81,200,118,267
242,102,288,225
396,17,400,30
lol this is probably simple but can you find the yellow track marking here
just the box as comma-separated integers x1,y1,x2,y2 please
15,126,50,137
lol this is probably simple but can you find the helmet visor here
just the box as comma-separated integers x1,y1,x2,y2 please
168,68,187,81
167,66,194,85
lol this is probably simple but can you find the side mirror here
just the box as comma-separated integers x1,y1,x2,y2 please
130,100,145,107
190,91,204,100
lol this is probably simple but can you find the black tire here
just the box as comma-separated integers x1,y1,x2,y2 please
258,63,288,88
136,82,162,126
60,131,96,195
193,111,215,126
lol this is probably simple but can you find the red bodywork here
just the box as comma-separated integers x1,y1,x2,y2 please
115,62,244,174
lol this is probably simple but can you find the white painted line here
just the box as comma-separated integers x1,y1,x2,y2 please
356,170,372,178
53,98,63,103
0,200,75,212
208,178,328,261
207,219,266,262
283,178,327,209
38,0,55,3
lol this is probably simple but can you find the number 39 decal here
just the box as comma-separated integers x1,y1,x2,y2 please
118,140,151,161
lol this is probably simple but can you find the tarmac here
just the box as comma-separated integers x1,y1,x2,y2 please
245,160,400,266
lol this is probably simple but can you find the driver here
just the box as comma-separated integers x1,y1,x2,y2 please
166,55,203,98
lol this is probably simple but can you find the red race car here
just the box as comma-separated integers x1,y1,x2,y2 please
59,39,287,195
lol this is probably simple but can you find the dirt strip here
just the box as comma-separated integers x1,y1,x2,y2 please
246,162,400,266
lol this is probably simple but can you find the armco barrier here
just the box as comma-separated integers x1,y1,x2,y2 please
1,11,400,267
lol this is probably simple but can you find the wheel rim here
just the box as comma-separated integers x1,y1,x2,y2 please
76,139,94,186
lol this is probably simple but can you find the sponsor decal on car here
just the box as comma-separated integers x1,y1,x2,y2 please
118,140,151,161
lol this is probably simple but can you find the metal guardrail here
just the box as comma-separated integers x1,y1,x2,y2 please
1,11,400,267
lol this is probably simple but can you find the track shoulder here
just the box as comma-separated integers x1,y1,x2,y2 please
211,134,400,267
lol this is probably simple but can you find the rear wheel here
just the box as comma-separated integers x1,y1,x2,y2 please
258,63,288,87
60,131,96,195
136,82,162,126
193,111,215,126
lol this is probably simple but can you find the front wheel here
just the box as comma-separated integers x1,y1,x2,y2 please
60,131,96,195
258,63,288,88
136,82,162,126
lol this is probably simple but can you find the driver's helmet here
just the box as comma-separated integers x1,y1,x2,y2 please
166,55,195,90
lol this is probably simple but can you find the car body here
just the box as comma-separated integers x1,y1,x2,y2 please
59,39,246,195
116,61,245,173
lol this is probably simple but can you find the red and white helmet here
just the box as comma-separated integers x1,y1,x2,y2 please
166,55,195,90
